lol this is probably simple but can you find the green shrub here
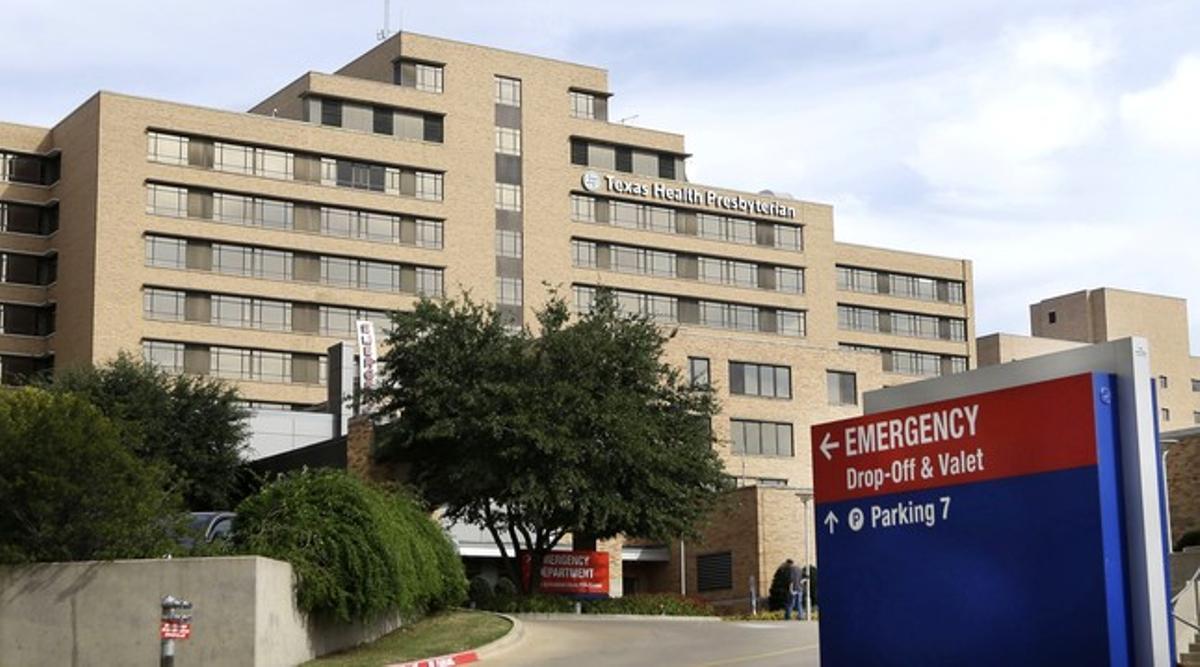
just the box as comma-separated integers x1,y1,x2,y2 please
0,388,181,564
233,469,465,622
1177,529,1200,552
468,576,494,609
585,593,715,616
767,562,790,611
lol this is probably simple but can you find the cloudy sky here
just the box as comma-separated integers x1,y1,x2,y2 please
3,1,1198,350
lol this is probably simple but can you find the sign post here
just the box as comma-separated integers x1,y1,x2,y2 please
812,338,1172,666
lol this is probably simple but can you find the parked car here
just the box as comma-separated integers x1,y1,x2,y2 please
177,512,236,549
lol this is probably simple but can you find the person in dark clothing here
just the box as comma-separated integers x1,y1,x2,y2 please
784,559,805,620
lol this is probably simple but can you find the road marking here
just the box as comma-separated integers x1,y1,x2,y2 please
691,642,819,666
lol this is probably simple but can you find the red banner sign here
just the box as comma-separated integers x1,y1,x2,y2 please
160,621,191,640
812,373,1101,504
520,551,609,595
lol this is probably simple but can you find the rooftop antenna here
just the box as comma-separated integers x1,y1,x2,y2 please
376,0,393,41
618,114,640,125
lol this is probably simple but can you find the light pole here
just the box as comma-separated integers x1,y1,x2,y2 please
795,487,814,620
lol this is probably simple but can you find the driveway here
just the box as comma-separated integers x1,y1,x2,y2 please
484,616,819,667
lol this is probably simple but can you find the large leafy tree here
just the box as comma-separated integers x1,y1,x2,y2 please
372,290,728,592
0,388,179,563
41,353,250,509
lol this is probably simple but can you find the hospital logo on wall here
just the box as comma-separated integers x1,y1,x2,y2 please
581,170,602,192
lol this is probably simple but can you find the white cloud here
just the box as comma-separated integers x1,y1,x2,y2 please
907,25,1111,208
1120,55,1200,153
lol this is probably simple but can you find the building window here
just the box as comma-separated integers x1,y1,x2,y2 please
1162,408,1170,422
495,127,521,156
416,267,444,297
729,362,791,399
569,90,596,119
145,236,187,269
730,419,793,457
775,224,803,251
496,230,522,258
775,267,805,294
571,239,597,268
1193,411,1200,424
827,371,858,406
143,288,186,321
696,552,733,592
147,132,188,165
415,172,443,201
1048,311,1057,324
777,310,805,337
1159,375,1169,389
495,183,522,211
146,184,188,218
1192,379,1200,392
415,63,444,93
688,357,710,387
837,267,879,294
495,76,522,107
890,349,943,377
142,340,185,373
213,142,255,175
571,194,596,222
415,219,443,249
497,277,523,305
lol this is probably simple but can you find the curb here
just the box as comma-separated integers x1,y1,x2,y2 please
385,611,522,667
474,612,524,659
511,612,722,623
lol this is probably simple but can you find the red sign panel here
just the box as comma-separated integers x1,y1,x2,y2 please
812,373,1102,504
520,551,610,595
159,621,191,640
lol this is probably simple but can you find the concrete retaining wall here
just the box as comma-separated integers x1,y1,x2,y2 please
0,556,400,667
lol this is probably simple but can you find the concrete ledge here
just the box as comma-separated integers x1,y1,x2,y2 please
511,613,721,622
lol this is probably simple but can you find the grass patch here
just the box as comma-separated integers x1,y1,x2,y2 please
304,610,511,667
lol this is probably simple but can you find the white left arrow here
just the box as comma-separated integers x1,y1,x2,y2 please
823,511,839,534
819,432,840,461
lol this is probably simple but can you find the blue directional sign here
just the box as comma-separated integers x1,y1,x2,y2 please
812,373,1134,666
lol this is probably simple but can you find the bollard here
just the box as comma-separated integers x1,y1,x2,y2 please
160,595,193,667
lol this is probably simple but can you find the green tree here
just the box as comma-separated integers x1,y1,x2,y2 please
0,388,180,563
372,290,729,593
42,353,250,509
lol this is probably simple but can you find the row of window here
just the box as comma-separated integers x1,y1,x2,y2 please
571,194,803,252
838,304,967,342
311,97,444,143
146,184,443,249
144,235,444,295
571,239,804,293
143,340,326,385
147,132,443,201
688,357,858,406
393,59,445,93
143,287,392,338
730,419,794,457
570,138,685,181
569,90,608,121
0,151,59,186
0,201,58,236
841,343,968,377
0,302,55,336
573,285,805,337
837,266,966,304
0,252,56,286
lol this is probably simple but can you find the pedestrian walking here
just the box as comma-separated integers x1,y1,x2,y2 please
784,559,804,620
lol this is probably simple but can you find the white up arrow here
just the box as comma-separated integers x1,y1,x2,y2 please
819,432,840,461
824,511,839,534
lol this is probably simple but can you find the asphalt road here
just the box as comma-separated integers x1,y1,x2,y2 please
484,616,820,667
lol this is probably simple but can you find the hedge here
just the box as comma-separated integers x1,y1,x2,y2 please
233,469,466,622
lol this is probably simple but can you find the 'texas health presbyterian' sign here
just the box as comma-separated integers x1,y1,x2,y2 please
580,170,797,220
812,372,1134,666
